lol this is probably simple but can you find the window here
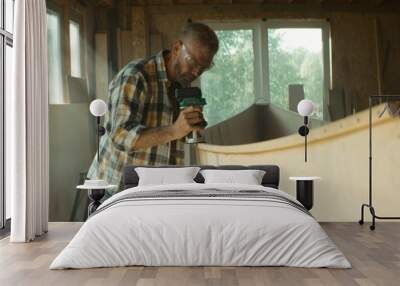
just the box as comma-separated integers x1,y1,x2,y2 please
201,20,331,125
1,0,14,231
4,42,12,221
267,21,330,119
69,20,81,78
47,9,64,104
201,26,257,126
5,0,14,33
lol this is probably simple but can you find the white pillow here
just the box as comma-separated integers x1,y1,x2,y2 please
135,167,201,186
200,169,266,185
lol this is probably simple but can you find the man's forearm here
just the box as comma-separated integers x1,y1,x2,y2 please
132,125,180,150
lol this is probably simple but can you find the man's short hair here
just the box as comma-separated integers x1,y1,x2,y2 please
181,21,219,55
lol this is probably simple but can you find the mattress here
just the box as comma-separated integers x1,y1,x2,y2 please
50,183,351,269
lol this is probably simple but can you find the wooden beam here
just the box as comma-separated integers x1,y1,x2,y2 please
130,0,147,5
129,0,400,12
94,0,114,7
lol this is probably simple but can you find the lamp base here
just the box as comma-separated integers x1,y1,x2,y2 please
88,189,105,216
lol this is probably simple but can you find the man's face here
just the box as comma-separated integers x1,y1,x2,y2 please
173,40,215,86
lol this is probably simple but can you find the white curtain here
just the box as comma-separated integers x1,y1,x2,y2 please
7,0,49,242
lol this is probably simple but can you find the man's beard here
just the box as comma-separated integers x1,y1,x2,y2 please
174,64,193,87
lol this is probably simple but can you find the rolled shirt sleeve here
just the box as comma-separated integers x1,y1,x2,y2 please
108,74,147,152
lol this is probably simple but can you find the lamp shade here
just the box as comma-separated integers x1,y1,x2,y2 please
297,99,314,117
90,99,107,117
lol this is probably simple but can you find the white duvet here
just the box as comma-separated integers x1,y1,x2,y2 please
50,183,351,269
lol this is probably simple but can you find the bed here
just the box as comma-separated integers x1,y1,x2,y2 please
50,165,351,269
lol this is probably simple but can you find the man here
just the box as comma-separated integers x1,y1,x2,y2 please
87,21,219,195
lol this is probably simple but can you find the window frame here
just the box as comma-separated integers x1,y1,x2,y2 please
0,32,4,231
203,19,332,123
69,8,85,79
69,19,82,78
3,0,13,34
1,0,14,231
265,19,332,121
204,21,263,106
47,0,88,104
46,3,66,104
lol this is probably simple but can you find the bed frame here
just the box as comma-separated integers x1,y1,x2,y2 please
122,165,280,190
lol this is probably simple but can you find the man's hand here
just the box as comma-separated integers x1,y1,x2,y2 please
131,106,206,151
172,106,205,139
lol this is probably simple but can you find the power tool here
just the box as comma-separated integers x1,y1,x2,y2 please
175,87,207,143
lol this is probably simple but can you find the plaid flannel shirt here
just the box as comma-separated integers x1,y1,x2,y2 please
87,50,185,191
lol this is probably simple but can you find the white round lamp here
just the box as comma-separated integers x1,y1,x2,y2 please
90,99,107,117
297,99,314,117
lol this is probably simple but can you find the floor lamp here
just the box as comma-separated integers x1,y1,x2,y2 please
84,99,109,215
89,99,107,175
359,95,400,230
297,99,315,162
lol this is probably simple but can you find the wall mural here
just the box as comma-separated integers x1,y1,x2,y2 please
46,0,400,221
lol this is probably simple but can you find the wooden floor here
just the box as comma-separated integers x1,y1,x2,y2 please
0,222,399,286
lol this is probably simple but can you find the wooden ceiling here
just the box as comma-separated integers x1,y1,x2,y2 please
92,0,398,8
127,0,395,6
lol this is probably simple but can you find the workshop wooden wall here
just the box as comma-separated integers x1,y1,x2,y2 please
105,1,400,114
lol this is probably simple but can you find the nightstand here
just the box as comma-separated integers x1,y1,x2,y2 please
289,177,321,210
76,184,117,216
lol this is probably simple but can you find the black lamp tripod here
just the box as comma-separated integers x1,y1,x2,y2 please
359,95,400,230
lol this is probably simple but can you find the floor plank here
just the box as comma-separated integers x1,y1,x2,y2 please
0,222,399,286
